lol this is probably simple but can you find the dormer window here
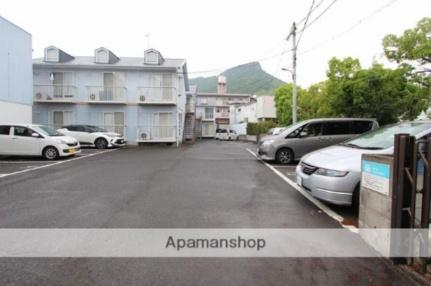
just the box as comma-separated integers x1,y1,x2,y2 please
144,49,164,65
94,47,119,64
45,47,59,62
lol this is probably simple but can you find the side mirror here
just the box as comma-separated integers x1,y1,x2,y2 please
31,132,40,138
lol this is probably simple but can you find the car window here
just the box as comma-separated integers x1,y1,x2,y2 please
64,126,77,131
0,126,11,135
300,123,323,137
75,126,86,132
14,126,33,137
352,121,373,134
322,121,351,135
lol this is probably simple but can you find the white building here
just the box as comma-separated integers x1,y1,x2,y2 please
32,46,189,146
0,16,33,124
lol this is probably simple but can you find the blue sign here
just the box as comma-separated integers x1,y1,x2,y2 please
362,160,390,179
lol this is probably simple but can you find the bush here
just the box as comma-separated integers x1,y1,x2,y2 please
247,121,276,135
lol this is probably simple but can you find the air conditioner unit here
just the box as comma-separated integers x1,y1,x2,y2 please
90,94,96,100
139,95,146,102
141,133,147,139
35,92,43,100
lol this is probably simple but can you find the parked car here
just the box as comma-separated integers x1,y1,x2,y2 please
258,118,379,164
215,129,239,141
267,127,286,136
58,125,126,149
296,121,431,207
0,124,80,160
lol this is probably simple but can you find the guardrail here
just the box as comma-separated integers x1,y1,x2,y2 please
34,85,77,102
87,86,127,103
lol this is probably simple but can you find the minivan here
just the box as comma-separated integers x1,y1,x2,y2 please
257,118,379,164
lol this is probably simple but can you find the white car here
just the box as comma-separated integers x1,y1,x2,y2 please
296,121,431,207
58,125,126,149
0,124,80,160
215,129,239,141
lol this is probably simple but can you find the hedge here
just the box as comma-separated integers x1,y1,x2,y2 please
247,121,276,135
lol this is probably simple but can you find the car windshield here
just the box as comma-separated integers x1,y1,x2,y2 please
281,122,307,137
33,125,63,137
341,122,431,150
87,126,108,132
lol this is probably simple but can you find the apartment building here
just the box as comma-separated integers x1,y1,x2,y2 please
0,16,32,124
32,46,189,145
195,76,252,137
230,95,276,124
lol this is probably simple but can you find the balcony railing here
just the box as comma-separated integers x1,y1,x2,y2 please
87,86,127,103
33,84,77,103
137,125,176,142
137,87,176,104
203,113,214,121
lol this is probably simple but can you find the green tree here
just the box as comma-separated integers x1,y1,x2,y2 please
383,17,431,89
327,57,428,125
274,84,305,125
299,82,334,120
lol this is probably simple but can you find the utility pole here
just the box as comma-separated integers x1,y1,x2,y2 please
290,22,298,124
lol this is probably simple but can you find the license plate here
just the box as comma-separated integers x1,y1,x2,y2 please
297,176,302,186
69,148,76,154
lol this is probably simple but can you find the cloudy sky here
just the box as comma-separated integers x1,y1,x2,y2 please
1,0,429,87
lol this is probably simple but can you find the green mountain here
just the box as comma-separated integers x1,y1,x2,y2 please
189,62,285,95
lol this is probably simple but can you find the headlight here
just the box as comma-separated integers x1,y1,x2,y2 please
261,140,274,146
315,168,348,177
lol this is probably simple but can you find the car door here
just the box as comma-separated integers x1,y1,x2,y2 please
75,126,92,144
290,122,325,157
0,126,12,155
321,121,353,146
11,126,41,155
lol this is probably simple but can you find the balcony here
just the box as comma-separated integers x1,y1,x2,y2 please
137,87,177,105
33,84,77,103
87,86,127,104
137,125,176,142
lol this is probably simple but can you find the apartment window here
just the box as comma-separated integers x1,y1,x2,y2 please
53,111,74,129
104,112,125,136
96,50,109,63
153,112,173,139
205,107,214,119
45,48,58,62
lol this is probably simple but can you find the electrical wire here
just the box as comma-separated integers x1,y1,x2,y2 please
296,0,317,48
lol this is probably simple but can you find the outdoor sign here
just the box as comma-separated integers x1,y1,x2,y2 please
361,160,390,196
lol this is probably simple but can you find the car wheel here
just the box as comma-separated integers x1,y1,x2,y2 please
352,185,360,213
43,146,58,160
276,148,294,165
95,138,108,149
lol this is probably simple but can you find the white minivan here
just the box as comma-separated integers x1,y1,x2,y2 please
0,124,81,160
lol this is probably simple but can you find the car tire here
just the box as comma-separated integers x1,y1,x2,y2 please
276,148,294,165
352,185,360,213
43,146,59,160
95,138,108,149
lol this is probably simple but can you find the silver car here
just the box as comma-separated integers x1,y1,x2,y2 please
258,118,378,164
296,121,431,207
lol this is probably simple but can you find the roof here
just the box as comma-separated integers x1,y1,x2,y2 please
0,15,31,36
33,56,186,70
197,92,252,98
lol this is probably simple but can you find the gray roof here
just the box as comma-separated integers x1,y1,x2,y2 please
33,56,186,71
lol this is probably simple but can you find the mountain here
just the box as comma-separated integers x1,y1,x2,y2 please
189,62,285,95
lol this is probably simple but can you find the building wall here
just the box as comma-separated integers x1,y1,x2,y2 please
0,16,32,123
256,95,276,120
33,67,187,144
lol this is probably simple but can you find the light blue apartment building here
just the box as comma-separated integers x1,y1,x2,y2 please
32,46,189,145
0,16,33,124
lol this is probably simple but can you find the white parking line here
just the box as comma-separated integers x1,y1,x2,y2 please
246,148,358,233
0,149,118,179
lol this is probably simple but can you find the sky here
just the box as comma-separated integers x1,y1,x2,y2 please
1,0,430,88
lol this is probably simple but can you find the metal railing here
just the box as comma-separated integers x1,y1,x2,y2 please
137,87,176,104
102,125,126,137
87,86,127,102
33,84,77,102
137,125,176,141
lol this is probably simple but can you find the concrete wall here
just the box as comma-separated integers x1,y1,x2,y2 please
0,16,32,123
257,95,276,119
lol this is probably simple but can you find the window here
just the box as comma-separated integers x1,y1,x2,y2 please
205,107,214,119
322,121,351,135
0,126,10,135
352,121,373,134
96,50,108,63
53,111,74,130
14,126,33,137
45,48,58,62
104,112,125,136
300,123,323,137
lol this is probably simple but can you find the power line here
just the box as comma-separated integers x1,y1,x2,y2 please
296,0,317,48
299,0,400,55
298,0,339,34
297,0,326,25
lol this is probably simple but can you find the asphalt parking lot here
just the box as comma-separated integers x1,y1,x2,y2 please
0,140,417,285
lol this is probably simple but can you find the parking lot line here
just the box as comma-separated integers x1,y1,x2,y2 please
245,148,358,232
0,149,118,179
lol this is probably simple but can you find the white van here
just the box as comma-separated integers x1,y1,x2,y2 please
0,124,80,160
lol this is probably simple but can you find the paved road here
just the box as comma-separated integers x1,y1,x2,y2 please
0,140,419,285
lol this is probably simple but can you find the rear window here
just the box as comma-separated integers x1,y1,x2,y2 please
322,121,351,135
0,126,10,135
352,121,373,134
